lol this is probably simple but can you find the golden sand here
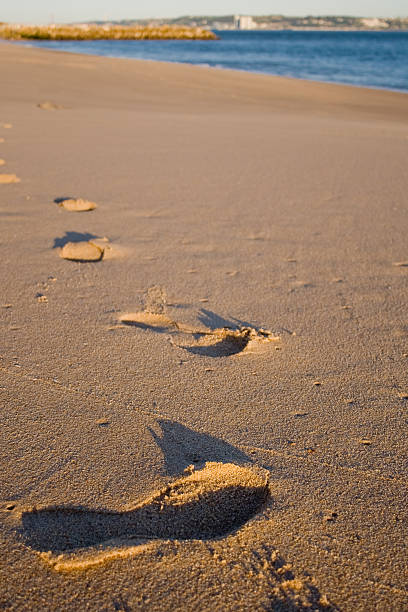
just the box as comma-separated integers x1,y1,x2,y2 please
60,241,104,261
0,173,20,183
1,40,407,611
58,198,97,212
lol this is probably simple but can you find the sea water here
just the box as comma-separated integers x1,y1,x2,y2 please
18,30,408,93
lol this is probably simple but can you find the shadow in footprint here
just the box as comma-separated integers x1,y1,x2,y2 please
183,331,252,357
197,309,253,331
120,312,175,333
54,197,76,204
149,419,251,475
21,463,269,553
53,231,99,249
181,310,277,358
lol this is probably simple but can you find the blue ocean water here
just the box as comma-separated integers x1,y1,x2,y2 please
20,30,408,93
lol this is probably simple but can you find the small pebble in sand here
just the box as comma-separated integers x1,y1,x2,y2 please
36,294,48,303
60,241,104,262
392,261,408,267
398,392,408,400
313,381,322,386
96,418,110,426
360,439,372,446
323,511,338,522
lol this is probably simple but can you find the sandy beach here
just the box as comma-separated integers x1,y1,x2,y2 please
0,40,407,610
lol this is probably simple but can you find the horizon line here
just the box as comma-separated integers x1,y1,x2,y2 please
2,14,408,25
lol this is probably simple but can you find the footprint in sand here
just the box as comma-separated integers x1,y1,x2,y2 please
119,299,279,358
55,197,97,212
37,101,64,110
54,232,123,262
60,241,104,262
54,232,110,262
20,462,269,571
0,174,20,184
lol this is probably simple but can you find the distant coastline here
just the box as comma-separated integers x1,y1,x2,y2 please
0,24,218,41
85,14,408,32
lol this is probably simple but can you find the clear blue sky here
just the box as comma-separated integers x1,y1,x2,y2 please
1,1,406,24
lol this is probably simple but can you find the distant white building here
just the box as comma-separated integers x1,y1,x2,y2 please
360,18,388,28
234,15,256,30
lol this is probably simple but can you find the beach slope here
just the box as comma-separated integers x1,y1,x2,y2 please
0,42,407,611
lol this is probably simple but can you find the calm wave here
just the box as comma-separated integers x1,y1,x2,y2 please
18,30,408,93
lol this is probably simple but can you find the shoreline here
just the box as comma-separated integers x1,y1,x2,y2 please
4,38,408,97
1,40,408,611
